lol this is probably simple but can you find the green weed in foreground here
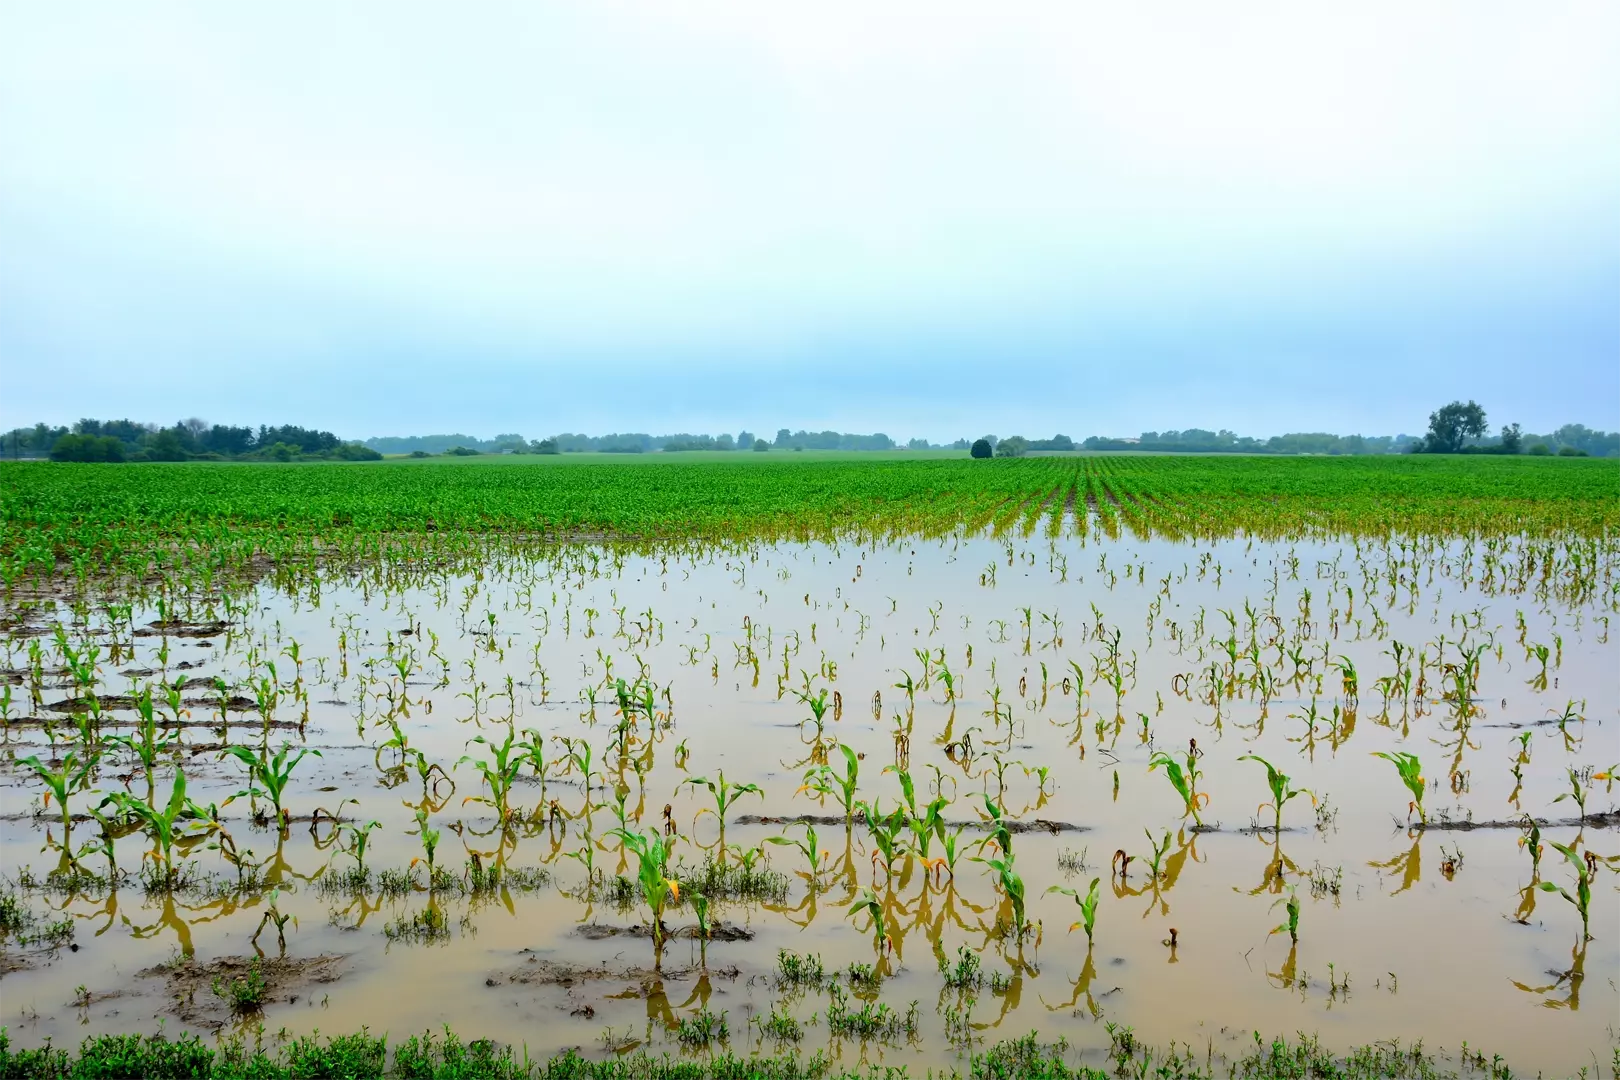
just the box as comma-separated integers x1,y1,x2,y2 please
0,1026,1551,1079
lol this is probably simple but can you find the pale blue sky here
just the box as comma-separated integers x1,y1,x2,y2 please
2,3,1616,441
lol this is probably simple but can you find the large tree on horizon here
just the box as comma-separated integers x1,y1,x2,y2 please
1421,400,1488,453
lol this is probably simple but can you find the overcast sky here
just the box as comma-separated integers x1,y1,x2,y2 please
2,3,1616,442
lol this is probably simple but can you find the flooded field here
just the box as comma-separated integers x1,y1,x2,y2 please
1,521,1616,1073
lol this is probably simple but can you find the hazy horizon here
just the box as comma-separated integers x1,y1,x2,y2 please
3,4,1617,441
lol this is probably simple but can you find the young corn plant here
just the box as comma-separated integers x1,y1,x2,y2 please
458,730,525,824
679,770,763,850
1047,877,1101,943
975,852,1030,943
1238,754,1315,834
1371,751,1426,823
18,749,100,839
411,808,442,885
609,827,680,961
800,744,860,827
765,822,828,884
1147,746,1207,826
1551,767,1592,824
98,769,210,884
220,743,321,826
105,687,180,800
1538,841,1595,941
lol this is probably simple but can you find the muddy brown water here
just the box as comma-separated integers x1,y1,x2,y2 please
0,532,1615,1072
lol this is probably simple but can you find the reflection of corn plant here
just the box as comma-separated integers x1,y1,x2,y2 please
679,771,763,849
220,743,321,824
1538,841,1594,941
846,887,890,954
610,827,680,956
1238,754,1314,834
18,750,100,836
800,745,860,826
1047,877,1101,942
1371,751,1426,823
1147,748,1206,825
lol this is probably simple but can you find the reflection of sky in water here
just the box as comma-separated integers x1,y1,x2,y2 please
1,532,1614,1069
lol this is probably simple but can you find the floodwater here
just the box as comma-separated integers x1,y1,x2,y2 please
1,528,1615,1072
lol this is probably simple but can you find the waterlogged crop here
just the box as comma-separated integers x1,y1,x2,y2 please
0,453,1614,1064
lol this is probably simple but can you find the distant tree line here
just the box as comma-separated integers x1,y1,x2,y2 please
1,419,381,463
364,429,945,455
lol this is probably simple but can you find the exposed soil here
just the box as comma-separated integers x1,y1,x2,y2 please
491,951,741,990
136,953,346,1029
734,813,1087,833
574,921,753,942
134,621,232,639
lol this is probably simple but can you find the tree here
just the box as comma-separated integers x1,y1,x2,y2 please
970,438,993,459
996,436,1029,458
753,438,770,452
1420,401,1487,453
1499,423,1522,454
49,433,124,462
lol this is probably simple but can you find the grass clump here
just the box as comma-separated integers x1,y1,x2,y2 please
824,983,918,1042
674,1006,729,1048
384,905,451,944
753,1002,802,1043
210,958,268,1012
774,949,826,990
0,1025,1537,1079
940,945,983,991
0,891,74,948
672,856,789,906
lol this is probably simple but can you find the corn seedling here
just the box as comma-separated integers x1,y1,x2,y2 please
1371,751,1426,824
679,770,763,850
1238,754,1314,834
220,742,322,826
609,826,680,957
1047,877,1101,942
1538,841,1595,941
1147,746,1207,826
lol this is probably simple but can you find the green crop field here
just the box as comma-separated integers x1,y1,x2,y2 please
2,456,1616,588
